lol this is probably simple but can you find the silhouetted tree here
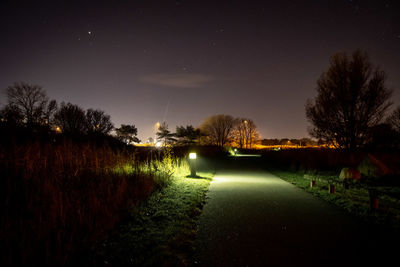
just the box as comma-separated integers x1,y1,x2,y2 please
175,125,200,145
53,102,87,135
85,109,114,135
306,50,392,150
386,106,400,133
4,82,57,127
233,118,245,148
156,122,176,145
44,100,58,125
232,119,259,148
115,124,140,144
0,105,24,126
200,114,236,146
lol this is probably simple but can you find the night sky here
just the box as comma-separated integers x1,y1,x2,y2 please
1,0,399,141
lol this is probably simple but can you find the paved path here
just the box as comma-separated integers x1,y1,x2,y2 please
192,156,396,266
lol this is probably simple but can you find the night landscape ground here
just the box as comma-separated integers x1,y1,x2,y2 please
1,1,400,266
193,155,399,266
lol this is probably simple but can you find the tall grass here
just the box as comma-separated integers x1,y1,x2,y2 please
0,140,181,266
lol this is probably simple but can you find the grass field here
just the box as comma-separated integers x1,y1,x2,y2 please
94,171,214,266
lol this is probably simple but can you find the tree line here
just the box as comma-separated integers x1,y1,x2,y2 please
0,82,139,143
0,83,260,148
154,115,259,148
4,49,398,151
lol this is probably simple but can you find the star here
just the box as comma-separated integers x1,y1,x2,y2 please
88,31,92,35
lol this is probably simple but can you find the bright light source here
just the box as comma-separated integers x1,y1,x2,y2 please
234,149,237,152
189,152,197,159
155,141,162,147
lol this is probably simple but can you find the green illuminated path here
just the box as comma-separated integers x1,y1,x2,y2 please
192,156,395,266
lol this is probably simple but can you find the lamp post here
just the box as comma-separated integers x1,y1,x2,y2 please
189,152,197,177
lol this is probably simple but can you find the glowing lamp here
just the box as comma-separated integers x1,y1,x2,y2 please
188,152,197,177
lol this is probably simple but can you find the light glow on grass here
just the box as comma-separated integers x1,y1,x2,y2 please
189,152,197,159
96,171,214,266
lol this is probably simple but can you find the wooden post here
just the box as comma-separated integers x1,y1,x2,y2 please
329,184,336,194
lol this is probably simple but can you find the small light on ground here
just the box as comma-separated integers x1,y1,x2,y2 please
189,152,197,159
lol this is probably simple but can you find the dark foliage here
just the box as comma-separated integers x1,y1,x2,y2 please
85,108,114,135
175,125,200,145
387,105,400,133
115,124,140,144
306,50,392,150
53,102,87,135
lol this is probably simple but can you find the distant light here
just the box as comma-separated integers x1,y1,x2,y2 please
189,152,197,159
234,149,237,152
155,141,162,147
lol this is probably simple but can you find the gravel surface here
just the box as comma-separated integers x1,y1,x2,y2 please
192,156,397,266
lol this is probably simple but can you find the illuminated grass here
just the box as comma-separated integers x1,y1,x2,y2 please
95,171,214,266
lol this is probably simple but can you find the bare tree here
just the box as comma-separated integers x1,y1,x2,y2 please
243,119,259,148
53,102,87,135
0,105,24,126
85,109,114,135
386,106,400,133
5,82,57,126
200,114,236,146
306,50,392,150
233,118,246,148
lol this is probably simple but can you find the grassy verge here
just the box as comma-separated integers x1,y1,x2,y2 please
94,171,214,266
268,169,400,230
